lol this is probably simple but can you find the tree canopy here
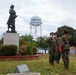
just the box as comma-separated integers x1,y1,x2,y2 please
57,25,76,46
57,25,76,36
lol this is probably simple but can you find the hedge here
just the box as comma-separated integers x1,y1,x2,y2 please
0,44,17,56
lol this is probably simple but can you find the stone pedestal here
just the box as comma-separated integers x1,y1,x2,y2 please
3,33,19,47
7,73,40,75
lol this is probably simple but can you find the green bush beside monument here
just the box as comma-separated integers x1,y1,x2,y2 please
0,45,17,56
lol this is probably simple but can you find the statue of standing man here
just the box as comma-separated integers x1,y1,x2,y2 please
7,5,18,33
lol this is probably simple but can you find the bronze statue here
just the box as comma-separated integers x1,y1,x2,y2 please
7,5,18,33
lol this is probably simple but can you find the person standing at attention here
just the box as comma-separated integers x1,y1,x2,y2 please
61,30,70,70
55,32,62,64
47,32,56,66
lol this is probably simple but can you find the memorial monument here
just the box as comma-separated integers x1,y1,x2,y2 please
7,5,18,33
2,5,19,49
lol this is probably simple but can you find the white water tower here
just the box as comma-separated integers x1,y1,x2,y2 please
30,16,42,39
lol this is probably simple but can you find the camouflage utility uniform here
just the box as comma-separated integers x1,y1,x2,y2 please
47,35,56,65
55,35,62,63
62,32,70,69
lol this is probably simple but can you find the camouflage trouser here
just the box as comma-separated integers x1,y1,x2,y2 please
49,47,55,64
55,51,61,62
62,50,69,67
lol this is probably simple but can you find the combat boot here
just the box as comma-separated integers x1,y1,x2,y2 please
56,61,59,64
50,63,54,66
64,66,68,70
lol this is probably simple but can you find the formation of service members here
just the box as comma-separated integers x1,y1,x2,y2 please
47,30,70,70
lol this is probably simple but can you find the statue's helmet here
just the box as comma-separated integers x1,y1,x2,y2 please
10,5,14,9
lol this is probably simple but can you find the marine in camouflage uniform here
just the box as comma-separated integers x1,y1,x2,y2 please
61,30,70,70
55,32,62,64
47,32,56,66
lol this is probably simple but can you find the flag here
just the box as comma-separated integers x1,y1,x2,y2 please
58,44,62,52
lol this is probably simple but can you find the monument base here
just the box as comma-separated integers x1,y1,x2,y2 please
6,31,17,33
3,33,19,48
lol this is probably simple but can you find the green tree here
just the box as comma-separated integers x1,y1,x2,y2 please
19,34,33,46
0,39,2,45
27,41,37,55
20,34,33,42
19,34,37,55
57,25,76,36
37,36,48,54
57,25,76,46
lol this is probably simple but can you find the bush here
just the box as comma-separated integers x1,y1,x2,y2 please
27,41,37,55
19,45,28,55
0,44,17,56
19,45,37,55
32,46,37,55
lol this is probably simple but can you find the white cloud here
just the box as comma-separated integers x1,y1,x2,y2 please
0,0,76,38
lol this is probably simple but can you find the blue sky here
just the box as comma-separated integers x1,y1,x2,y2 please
0,0,76,38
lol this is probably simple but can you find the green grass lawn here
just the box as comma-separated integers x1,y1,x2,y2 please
0,54,76,75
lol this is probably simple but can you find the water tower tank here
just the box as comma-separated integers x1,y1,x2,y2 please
30,16,42,40
30,16,42,26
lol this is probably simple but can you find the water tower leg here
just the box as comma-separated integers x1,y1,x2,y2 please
40,25,42,37
35,25,37,39
30,25,32,35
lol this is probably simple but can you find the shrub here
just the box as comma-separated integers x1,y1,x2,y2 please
32,46,37,55
27,41,37,55
19,45,37,55
19,45,28,55
0,44,17,56
19,45,32,55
